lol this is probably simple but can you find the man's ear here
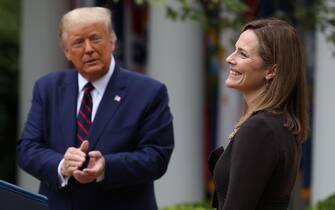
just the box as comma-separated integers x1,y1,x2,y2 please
265,64,277,80
63,47,71,61
110,31,117,52
60,37,71,61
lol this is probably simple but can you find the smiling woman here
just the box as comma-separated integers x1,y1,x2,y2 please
225,29,275,104
210,18,309,210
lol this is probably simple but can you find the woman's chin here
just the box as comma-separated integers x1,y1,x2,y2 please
225,79,239,89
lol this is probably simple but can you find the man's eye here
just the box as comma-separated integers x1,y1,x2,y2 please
91,36,102,43
72,39,84,47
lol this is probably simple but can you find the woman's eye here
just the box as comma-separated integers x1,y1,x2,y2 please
240,51,248,58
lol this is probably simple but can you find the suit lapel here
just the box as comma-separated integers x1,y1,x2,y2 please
58,70,78,150
89,65,127,149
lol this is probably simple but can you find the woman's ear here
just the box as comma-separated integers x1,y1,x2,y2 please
265,64,277,80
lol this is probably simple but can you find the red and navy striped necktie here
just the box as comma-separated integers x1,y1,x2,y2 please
76,82,94,144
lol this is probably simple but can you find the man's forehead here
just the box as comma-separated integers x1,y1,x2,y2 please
65,22,108,35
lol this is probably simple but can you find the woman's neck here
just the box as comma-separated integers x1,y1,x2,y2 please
242,86,266,114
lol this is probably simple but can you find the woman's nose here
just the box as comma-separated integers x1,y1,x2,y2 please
226,52,235,64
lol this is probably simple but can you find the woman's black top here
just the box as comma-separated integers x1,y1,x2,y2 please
213,111,301,210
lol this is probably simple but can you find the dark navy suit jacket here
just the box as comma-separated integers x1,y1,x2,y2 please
16,64,174,210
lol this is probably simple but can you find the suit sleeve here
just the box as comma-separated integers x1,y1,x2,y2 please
16,80,63,191
101,84,174,189
222,117,279,210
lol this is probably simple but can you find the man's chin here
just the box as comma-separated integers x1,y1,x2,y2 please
81,66,108,80
83,64,105,73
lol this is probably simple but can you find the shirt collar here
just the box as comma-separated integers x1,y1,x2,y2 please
78,56,115,94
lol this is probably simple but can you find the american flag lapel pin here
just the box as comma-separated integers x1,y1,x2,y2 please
114,95,121,102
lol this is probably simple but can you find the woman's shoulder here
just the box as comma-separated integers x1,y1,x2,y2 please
251,110,283,120
230,111,282,162
234,111,286,145
244,111,285,130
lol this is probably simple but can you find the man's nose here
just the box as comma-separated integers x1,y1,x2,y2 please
84,40,94,54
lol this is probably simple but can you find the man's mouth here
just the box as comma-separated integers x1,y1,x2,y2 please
85,58,98,65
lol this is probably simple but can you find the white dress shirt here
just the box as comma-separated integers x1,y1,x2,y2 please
57,56,115,187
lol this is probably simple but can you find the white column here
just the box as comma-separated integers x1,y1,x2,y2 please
147,3,205,207
18,0,69,191
311,29,335,203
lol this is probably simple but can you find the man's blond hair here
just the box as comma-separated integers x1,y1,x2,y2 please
59,7,113,45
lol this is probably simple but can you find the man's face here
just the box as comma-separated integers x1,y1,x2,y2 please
63,22,115,81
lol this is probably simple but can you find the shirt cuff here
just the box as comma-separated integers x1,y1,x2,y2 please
96,171,105,182
58,159,70,187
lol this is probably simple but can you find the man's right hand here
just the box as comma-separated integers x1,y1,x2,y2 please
61,140,89,177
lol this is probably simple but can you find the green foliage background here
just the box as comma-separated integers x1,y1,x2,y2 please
307,194,335,210
0,0,20,182
160,200,213,210
127,0,335,46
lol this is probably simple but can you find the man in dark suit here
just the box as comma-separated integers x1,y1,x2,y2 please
16,7,174,210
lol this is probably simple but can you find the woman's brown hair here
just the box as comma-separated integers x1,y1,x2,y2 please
235,18,309,144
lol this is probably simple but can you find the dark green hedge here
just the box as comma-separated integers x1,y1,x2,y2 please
160,201,214,210
159,194,335,210
307,194,335,210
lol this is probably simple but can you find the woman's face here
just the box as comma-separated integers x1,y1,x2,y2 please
225,30,271,100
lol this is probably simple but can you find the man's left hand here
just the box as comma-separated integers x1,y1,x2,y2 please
73,151,105,184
